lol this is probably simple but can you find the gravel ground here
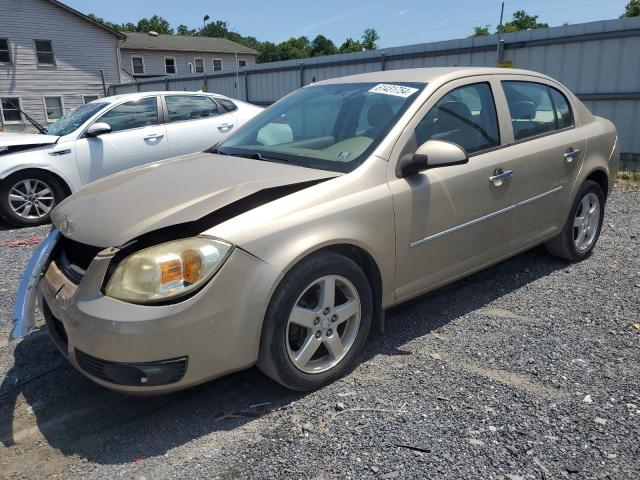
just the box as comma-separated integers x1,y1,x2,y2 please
0,186,638,480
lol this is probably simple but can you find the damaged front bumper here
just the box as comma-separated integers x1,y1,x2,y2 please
9,228,61,342
11,227,282,394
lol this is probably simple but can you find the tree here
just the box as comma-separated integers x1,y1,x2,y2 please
88,13,382,63
499,10,548,33
310,35,337,56
136,15,174,34
200,19,233,38
339,38,363,53
176,24,197,36
361,28,380,50
470,25,491,37
256,41,280,63
276,37,312,60
621,0,640,17
87,13,128,31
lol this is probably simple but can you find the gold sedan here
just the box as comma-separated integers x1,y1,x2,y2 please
12,67,619,394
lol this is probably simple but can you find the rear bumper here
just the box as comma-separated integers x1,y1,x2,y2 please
18,233,282,395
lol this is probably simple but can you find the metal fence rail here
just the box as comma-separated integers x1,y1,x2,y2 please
110,16,640,166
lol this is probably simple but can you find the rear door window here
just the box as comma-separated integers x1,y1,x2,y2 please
549,87,574,130
502,81,573,141
165,95,219,122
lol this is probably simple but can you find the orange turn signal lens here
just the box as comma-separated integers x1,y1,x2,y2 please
159,258,182,284
181,249,203,284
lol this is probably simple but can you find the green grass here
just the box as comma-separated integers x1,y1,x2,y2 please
617,171,640,187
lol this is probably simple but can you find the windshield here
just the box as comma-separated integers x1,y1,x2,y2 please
46,102,107,136
218,82,425,172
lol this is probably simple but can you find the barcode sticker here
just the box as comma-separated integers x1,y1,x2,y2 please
368,84,419,98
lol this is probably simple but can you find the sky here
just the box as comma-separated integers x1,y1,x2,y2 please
64,0,631,48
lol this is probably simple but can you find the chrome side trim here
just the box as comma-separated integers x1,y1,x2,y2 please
9,228,61,342
410,204,516,248
409,186,563,248
516,186,563,207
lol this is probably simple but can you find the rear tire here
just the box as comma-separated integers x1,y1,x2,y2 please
0,171,66,227
257,251,372,391
545,180,605,261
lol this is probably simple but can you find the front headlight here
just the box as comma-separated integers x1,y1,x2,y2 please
105,237,232,304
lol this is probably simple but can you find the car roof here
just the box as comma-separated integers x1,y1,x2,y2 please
314,67,555,85
98,91,229,105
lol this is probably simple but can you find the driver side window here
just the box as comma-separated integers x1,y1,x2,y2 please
97,97,158,133
415,82,500,155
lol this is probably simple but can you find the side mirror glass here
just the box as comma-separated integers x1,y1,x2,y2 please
396,140,468,178
86,122,112,138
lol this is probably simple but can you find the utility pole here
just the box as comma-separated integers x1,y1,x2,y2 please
496,2,505,65
235,52,240,98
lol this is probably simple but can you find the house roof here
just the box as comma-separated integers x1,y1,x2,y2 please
45,0,126,39
121,32,260,55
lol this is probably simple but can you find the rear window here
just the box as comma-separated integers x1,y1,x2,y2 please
502,81,574,141
218,98,238,112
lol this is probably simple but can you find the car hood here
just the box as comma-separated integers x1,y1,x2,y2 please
51,152,339,247
0,132,59,148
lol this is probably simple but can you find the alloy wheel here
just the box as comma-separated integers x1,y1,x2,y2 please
573,192,600,251
286,275,361,374
8,179,55,220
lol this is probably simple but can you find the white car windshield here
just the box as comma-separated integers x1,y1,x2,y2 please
218,82,425,172
46,102,107,136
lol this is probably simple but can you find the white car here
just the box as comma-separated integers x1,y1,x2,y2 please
0,92,263,226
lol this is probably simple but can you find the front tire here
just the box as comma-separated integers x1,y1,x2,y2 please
545,180,605,261
0,171,66,227
257,251,372,391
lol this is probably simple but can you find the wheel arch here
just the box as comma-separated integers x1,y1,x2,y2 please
272,242,386,334
584,168,609,199
1,167,73,197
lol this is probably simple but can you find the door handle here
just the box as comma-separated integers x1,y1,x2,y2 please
217,123,234,132
563,148,581,162
489,169,514,186
144,134,164,141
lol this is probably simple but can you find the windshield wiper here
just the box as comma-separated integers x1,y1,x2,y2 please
218,149,292,164
3,98,48,135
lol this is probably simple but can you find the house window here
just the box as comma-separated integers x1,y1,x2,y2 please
238,59,247,68
213,58,222,71
35,40,55,65
83,95,99,104
0,38,11,64
132,56,145,75
194,58,204,73
165,57,176,74
44,96,64,122
1,97,22,123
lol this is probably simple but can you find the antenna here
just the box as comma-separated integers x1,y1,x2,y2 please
496,2,505,65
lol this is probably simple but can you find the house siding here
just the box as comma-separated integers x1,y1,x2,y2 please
120,49,257,82
0,0,121,131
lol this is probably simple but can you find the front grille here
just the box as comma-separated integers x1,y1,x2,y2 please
75,349,188,387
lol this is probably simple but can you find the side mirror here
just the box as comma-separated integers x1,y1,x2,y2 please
396,140,469,178
86,122,112,138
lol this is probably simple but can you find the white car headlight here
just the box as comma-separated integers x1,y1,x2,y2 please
105,237,232,304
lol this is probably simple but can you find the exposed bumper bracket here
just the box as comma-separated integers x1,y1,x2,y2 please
9,228,61,343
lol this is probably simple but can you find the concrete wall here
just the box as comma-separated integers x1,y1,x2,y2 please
0,0,121,131
111,16,640,165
